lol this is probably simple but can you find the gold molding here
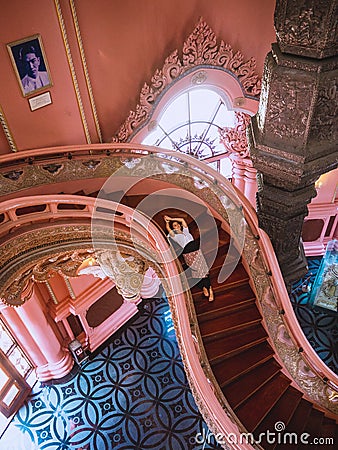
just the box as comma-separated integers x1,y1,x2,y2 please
54,0,91,144
45,280,58,305
63,275,76,300
0,103,17,152
70,0,103,143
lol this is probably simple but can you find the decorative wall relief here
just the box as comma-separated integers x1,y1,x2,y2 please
112,18,261,143
274,0,338,58
219,112,251,158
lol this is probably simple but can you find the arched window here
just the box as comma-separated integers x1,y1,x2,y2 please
113,19,261,203
141,87,235,178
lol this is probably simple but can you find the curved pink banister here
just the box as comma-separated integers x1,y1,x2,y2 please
2,143,337,375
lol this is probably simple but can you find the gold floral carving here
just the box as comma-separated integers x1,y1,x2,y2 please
0,156,124,196
112,17,261,143
243,233,338,414
97,250,147,302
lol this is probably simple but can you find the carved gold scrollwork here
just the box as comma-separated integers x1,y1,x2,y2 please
32,250,94,282
97,250,147,302
1,270,34,307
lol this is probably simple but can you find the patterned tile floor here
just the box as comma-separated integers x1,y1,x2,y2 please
1,291,222,450
290,257,338,374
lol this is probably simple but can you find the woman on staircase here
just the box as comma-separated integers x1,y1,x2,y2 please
164,214,214,301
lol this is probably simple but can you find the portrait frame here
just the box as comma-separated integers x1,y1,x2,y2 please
7,34,52,98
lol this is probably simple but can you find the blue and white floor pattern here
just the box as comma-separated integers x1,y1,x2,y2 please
290,257,338,375
1,293,222,450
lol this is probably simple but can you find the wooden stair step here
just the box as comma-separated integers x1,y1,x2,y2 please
253,386,303,449
203,241,231,268
211,341,275,386
196,297,255,323
204,324,268,363
303,408,324,435
320,417,338,442
199,302,262,340
99,190,124,201
223,359,282,410
275,398,313,437
149,201,208,223
190,270,250,298
188,214,223,237
199,263,250,295
194,283,256,319
235,372,291,431
199,225,230,246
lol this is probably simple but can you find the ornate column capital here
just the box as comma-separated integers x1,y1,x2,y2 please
249,44,337,188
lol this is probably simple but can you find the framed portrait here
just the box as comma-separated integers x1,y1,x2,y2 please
7,34,52,97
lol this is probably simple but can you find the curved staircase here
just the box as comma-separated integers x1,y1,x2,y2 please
188,215,338,449
61,188,338,448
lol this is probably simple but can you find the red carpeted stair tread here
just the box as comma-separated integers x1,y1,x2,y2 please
211,341,275,386
255,386,302,440
222,359,282,409
198,302,262,339
203,324,268,363
234,372,291,431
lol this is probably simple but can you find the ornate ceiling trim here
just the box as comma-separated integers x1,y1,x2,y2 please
112,17,261,143
0,223,161,307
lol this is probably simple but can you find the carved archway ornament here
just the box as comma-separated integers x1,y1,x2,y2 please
112,17,261,143
219,111,251,158
0,225,159,307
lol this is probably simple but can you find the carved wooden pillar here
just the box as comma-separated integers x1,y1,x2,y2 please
248,0,338,286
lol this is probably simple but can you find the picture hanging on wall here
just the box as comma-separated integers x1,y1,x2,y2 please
7,34,52,97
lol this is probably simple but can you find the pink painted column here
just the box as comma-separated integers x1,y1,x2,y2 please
15,287,74,381
220,112,257,207
243,159,258,206
0,303,47,368
230,154,246,192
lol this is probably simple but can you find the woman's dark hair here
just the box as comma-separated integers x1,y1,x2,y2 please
171,220,183,231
